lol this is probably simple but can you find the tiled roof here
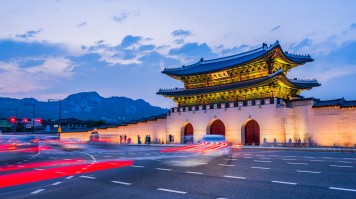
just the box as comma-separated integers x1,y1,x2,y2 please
157,69,320,97
312,98,356,108
162,41,313,76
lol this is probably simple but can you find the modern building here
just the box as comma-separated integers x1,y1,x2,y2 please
60,41,356,147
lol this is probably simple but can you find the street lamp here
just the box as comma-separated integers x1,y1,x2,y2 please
48,99,62,132
25,103,35,132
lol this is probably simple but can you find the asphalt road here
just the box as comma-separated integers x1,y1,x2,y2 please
1,145,356,199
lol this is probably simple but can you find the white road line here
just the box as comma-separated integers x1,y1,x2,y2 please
310,160,324,162
256,155,264,157
186,171,203,175
157,188,187,194
282,159,296,161
243,157,252,159
251,167,270,169
55,171,67,174
329,187,356,192
296,170,321,174
31,189,45,194
156,168,172,171
285,156,296,157
34,168,44,171
111,181,132,185
170,160,183,163
131,165,144,168
64,159,71,160
304,156,315,158
322,157,334,159
80,175,96,179
224,158,238,161
65,176,74,180
344,158,356,160
338,161,352,164
271,181,297,185
218,164,235,167
51,182,62,186
287,162,308,165
223,175,246,179
254,160,271,163
329,165,353,168
104,156,112,158
268,155,278,157
260,158,271,160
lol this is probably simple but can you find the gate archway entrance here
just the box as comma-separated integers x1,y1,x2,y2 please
183,123,194,144
90,131,99,142
209,119,225,136
243,120,260,145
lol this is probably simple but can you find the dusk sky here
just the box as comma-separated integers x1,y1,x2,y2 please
1,0,356,108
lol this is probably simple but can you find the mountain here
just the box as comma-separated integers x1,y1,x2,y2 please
0,92,168,123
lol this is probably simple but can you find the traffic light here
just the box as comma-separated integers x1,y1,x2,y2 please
9,117,16,123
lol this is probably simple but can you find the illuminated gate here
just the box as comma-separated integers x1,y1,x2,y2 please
210,120,225,135
245,120,260,145
184,123,194,144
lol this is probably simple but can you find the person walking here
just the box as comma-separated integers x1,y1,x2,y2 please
148,135,151,145
124,134,127,144
120,135,123,144
138,135,141,144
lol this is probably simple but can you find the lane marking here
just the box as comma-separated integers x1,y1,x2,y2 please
330,187,356,192
80,175,96,179
344,158,356,160
131,165,144,168
282,159,296,161
254,160,271,163
186,171,203,175
55,171,67,174
64,159,71,160
272,181,297,185
310,160,324,162
65,176,74,180
218,164,235,167
223,175,246,179
251,167,270,169
104,156,113,158
259,158,271,160
329,165,353,168
287,162,308,165
296,170,321,174
268,155,278,157
243,157,252,159
170,160,183,163
285,156,296,158
157,188,187,194
156,168,172,171
31,189,45,194
304,156,315,158
322,157,334,159
256,155,264,157
52,182,62,186
224,158,238,161
337,161,352,164
111,181,132,185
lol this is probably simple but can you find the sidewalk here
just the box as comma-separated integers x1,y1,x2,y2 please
242,145,356,152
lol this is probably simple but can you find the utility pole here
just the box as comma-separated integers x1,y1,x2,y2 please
25,103,35,132
48,99,62,132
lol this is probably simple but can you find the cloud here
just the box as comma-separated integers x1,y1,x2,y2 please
168,42,217,60
119,35,142,48
220,44,249,56
351,23,356,29
321,40,356,64
0,39,68,61
174,39,184,44
112,10,140,23
289,38,312,52
15,29,43,39
171,29,192,37
271,25,281,32
76,22,87,27
17,59,46,68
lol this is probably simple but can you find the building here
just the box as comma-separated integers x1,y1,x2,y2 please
60,41,356,147
45,118,90,132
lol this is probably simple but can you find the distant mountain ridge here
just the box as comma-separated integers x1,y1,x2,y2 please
0,92,168,123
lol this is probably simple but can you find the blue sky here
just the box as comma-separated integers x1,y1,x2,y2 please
0,0,356,108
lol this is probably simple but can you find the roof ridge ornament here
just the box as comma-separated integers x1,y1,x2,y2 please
200,58,204,63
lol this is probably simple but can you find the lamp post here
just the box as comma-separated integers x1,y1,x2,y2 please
25,103,35,132
48,99,62,132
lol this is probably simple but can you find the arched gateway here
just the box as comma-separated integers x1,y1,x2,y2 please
243,120,260,145
209,119,225,135
183,123,194,144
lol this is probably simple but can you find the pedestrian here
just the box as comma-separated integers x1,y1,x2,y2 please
148,135,151,145
169,134,172,144
138,135,141,144
120,135,123,144
145,135,148,145
124,134,127,144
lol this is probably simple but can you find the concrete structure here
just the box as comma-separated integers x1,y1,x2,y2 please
60,41,356,147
